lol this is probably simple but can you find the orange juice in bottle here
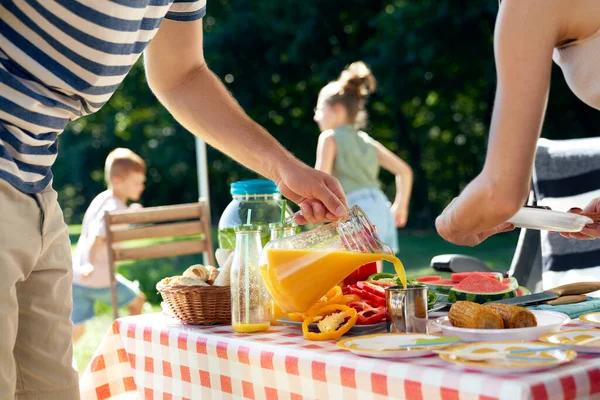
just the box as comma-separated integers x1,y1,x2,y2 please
259,206,406,313
231,226,270,332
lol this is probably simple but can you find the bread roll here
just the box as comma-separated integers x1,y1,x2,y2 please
183,264,209,281
205,265,219,285
156,275,209,291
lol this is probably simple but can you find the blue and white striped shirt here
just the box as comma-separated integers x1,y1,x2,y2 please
0,0,206,193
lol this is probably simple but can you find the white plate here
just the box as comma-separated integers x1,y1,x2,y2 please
277,317,386,333
540,329,600,353
439,341,576,374
507,207,592,232
337,333,452,359
430,310,570,342
579,312,600,325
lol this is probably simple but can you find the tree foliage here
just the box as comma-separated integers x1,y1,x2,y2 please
55,0,599,227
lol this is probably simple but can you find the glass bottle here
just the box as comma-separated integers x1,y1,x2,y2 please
230,226,270,332
268,222,297,241
218,180,293,249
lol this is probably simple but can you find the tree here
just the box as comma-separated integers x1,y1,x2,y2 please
55,0,599,228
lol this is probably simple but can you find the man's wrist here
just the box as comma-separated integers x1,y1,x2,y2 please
266,151,301,183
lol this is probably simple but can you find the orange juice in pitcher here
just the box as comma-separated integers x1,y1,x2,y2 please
259,206,406,313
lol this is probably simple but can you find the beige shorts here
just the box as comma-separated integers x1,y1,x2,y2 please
0,179,80,399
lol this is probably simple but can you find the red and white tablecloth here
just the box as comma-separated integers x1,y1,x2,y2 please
79,313,600,400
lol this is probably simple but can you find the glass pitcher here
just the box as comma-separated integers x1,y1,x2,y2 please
259,206,406,313
266,222,297,324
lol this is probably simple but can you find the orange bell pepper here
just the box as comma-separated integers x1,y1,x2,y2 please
301,304,358,341
287,312,306,322
304,285,343,315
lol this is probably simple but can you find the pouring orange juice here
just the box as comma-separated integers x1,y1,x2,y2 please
259,206,406,313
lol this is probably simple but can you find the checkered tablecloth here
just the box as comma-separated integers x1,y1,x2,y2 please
79,313,600,400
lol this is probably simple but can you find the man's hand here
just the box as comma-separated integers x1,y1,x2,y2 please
561,198,600,240
276,161,348,225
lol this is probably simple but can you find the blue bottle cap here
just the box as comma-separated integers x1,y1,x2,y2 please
230,179,280,196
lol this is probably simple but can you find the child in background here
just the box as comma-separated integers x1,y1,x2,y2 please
72,148,147,342
314,62,413,273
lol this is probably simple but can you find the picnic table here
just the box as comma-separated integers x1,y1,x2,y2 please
79,313,600,400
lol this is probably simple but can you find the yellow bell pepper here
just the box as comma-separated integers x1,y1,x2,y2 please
304,285,343,315
287,312,306,322
301,304,358,341
340,294,361,304
325,285,343,305
289,286,347,324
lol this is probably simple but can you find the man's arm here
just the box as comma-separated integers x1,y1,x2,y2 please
144,19,347,223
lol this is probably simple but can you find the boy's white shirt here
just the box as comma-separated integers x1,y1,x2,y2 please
72,190,128,288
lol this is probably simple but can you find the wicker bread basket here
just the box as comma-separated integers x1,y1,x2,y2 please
159,285,231,325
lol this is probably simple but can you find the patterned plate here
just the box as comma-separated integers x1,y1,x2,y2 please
337,333,452,359
439,341,576,374
540,329,600,353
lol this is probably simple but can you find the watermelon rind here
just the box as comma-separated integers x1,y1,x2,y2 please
503,277,519,291
517,286,531,296
447,286,517,303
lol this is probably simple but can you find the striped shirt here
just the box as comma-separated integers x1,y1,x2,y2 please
0,0,206,194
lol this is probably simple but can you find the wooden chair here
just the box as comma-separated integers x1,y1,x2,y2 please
104,199,215,320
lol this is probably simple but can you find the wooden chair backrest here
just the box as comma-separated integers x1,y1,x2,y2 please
105,199,214,319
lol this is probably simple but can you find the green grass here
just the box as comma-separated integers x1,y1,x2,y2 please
73,303,160,374
70,226,519,373
390,230,519,278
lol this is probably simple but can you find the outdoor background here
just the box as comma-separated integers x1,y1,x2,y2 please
55,0,599,227
54,1,600,370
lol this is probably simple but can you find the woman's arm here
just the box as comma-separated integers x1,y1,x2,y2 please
374,141,413,227
314,131,336,175
435,0,566,246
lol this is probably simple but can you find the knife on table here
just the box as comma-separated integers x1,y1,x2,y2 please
488,282,600,306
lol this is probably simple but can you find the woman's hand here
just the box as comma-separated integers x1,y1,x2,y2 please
561,198,600,239
390,202,408,228
435,198,515,246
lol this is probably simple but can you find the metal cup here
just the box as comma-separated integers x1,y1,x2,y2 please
385,285,429,333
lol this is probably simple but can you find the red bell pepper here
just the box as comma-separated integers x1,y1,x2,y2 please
347,286,385,307
343,262,378,286
347,300,386,325
356,281,386,298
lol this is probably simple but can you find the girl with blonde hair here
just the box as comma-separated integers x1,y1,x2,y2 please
313,61,413,254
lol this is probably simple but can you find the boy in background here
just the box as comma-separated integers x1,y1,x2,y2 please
72,148,147,342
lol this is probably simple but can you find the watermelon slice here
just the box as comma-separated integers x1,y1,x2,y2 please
516,286,531,296
451,272,503,283
503,277,519,291
423,278,455,294
414,275,442,283
447,274,516,303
